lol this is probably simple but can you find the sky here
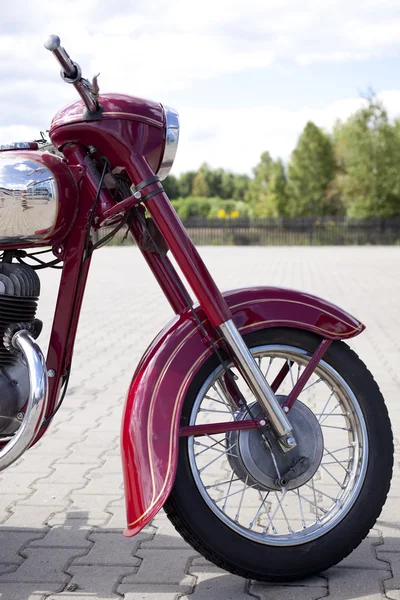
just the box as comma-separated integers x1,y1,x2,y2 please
0,0,400,176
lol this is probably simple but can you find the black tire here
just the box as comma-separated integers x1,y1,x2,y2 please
164,328,393,581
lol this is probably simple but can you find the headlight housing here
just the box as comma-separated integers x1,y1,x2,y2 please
157,106,179,180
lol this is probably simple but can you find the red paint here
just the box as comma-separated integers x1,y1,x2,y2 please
0,150,79,250
283,339,332,411
271,360,292,393
50,94,166,178
127,216,191,315
121,285,364,536
180,419,262,437
30,144,117,444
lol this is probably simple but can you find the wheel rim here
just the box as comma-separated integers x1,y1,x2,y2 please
187,343,369,546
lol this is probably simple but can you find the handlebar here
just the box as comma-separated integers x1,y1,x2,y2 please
45,34,100,115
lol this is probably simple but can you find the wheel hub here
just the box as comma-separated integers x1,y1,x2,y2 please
226,397,324,491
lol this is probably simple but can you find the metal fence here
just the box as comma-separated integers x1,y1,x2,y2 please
99,216,400,246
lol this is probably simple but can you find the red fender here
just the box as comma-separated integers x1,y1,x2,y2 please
121,286,364,536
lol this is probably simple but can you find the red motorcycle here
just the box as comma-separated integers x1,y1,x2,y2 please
0,36,393,582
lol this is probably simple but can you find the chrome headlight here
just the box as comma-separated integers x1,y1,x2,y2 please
157,106,179,180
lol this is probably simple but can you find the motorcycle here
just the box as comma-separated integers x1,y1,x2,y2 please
0,35,393,582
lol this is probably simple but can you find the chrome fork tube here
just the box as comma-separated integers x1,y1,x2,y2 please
0,330,48,471
219,319,296,451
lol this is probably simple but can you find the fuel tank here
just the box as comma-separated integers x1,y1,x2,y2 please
0,150,79,249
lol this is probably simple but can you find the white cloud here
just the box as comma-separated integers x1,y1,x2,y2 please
174,92,400,174
0,1,400,174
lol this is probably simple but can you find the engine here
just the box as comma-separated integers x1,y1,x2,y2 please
0,257,41,435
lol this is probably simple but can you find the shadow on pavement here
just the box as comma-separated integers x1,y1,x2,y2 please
0,510,395,599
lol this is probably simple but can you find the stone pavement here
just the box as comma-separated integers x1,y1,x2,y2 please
0,245,399,600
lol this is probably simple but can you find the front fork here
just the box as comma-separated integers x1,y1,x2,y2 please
126,158,299,451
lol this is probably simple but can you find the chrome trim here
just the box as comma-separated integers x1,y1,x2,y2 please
219,319,295,449
0,143,34,151
157,106,180,180
0,330,48,471
0,156,58,244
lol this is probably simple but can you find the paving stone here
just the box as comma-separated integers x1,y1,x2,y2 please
326,566,390,598
28,520,92,549
0,547,84,583
0,494,27,523
17,483,84,506
250,582,328,600
122,549,196,585
72,531,148,565
119,584,193,599
44,462,99,484
66,493,122,515
1,505,66,528
182,564,251,599
376,524,400,553
0,530,45,564
73,473,123,495
0,582,64,599
45,565,134,599
379,552,400,598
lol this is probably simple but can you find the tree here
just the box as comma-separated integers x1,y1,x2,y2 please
334,97,400,217
232,174,250,203
287,122,341,216
246,152,288,217
191,171,210,197
163,174,180,200
178,171,197,197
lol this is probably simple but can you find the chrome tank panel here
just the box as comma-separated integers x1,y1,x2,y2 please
0,155,58,245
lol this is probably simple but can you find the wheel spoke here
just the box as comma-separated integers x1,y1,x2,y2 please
265,490,287,534
249,491,270,529
206,477,241,490
301,377,322,394
296,488,307,528
217,481,257,505
323,447,352,472
274,490,293,533
318,389,335,422
320,464,346,488
222,471,235,512
288,359,295,388
304,482,338,503
264,357,273,380
198,443,238,473
212,383,236,415
318,402,341,425
235,476,249,522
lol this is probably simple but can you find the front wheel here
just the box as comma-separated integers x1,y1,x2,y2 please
164,328,393,581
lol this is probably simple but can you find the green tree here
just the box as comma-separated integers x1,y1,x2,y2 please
334,97,400,217
191,170,210,197
232,174,250,203
287,122,340,216
163,174,180,200
178,171,197,197
246,152,288,217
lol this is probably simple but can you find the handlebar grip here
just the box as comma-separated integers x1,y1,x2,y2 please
44,34,79,81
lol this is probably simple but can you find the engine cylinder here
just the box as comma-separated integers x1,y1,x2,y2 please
0,261,40,434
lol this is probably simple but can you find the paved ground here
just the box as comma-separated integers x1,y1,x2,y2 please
0,245,399,600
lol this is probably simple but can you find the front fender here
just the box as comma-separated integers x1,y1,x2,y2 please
122,286,364,536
